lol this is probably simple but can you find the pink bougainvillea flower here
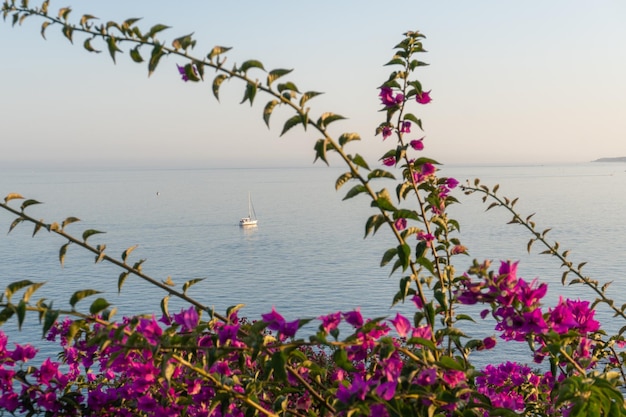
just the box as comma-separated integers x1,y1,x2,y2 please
382,156,396,167
280,319,300,338
400,121,411,133
343,308,364,328
394,218,407,231
136,315,163,345
390,313,412,337
262,306,286,332
319,312,342,333
417,231,435,246
379,86,396,107
376,381,398,401
482,336,497,350
411,294,424,309
382,126,393,140
172,306,199,332
445,177,459,189
416,90,432,104
416,367,437,386
410,138,424,151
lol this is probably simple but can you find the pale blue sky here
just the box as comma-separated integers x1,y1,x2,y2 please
2,1,625,168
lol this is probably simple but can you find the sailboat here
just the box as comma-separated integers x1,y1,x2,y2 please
239,193,258,227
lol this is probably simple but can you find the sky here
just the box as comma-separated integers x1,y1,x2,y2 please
1,1,626,168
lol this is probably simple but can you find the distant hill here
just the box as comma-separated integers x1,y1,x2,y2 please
593,157,626,162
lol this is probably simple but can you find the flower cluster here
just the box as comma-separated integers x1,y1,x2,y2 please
458,261,602,367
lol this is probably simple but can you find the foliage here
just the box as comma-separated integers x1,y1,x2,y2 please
2,1,626,416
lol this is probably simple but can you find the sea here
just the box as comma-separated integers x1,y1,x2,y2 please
1,162,626,369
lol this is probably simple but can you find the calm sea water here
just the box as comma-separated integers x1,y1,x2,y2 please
1,162,626,367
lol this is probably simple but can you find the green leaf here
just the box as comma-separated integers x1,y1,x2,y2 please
207,45,232,61
0,307,15,326
160,295,170,320
8,218,23,234
171,33,195,51
277,82,299,93
365,214,386,237
240,82,258,106
118,272,129,293
212,74,228,101
61,216,80,229
182,278,204,295
380,247,397,267
367,169,395,181
129,46,143,63
22,282,45,303
343,185,367,201
280,114,304,137
41,20,51,39
82,229,105,242
89,298,111,315
226,304,246,319
313,138,331,165
148,43,165,76
335,172,353,190
371,189,396,211
299,91,323,107
396,243,411,271
83,37,100,53
266,68,292,86
5,280,34,302
403,113,423,130
146,23,170,39
16,300,26,330
238,59,265,73
349,154,370,170
59,242,70,267
317,112,346,129
121,245,138,263
70,289,101,309
42,307,59,338
106,36,122,63
270,351,287,382
19,199,42,212
263,100,279,127
338,132,361,148
332,349,355,371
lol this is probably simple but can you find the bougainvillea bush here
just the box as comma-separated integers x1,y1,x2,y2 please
2,1,626,416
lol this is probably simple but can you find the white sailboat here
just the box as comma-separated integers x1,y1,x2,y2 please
239,193,258,227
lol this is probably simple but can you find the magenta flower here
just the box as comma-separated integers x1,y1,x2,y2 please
343,308,364,328
10,343,37,362
176,64,197,82
410,138,424,151
411,294,424,309
445,177,459,189
382,156,396,166
136,315,163,345
172,306,199,332
280,319,300,337
416,367,437,385
411,325,432,340
376,381,397,401
416,90,432,104
262,306,285,331
482,336,496,350
379,86,396,107
417,231,434,246
382,125,393,140
319,312,342,333
394,218,407,231
390,313,412,337
442,369,466,388
400,121,411,133
379,86,404,107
